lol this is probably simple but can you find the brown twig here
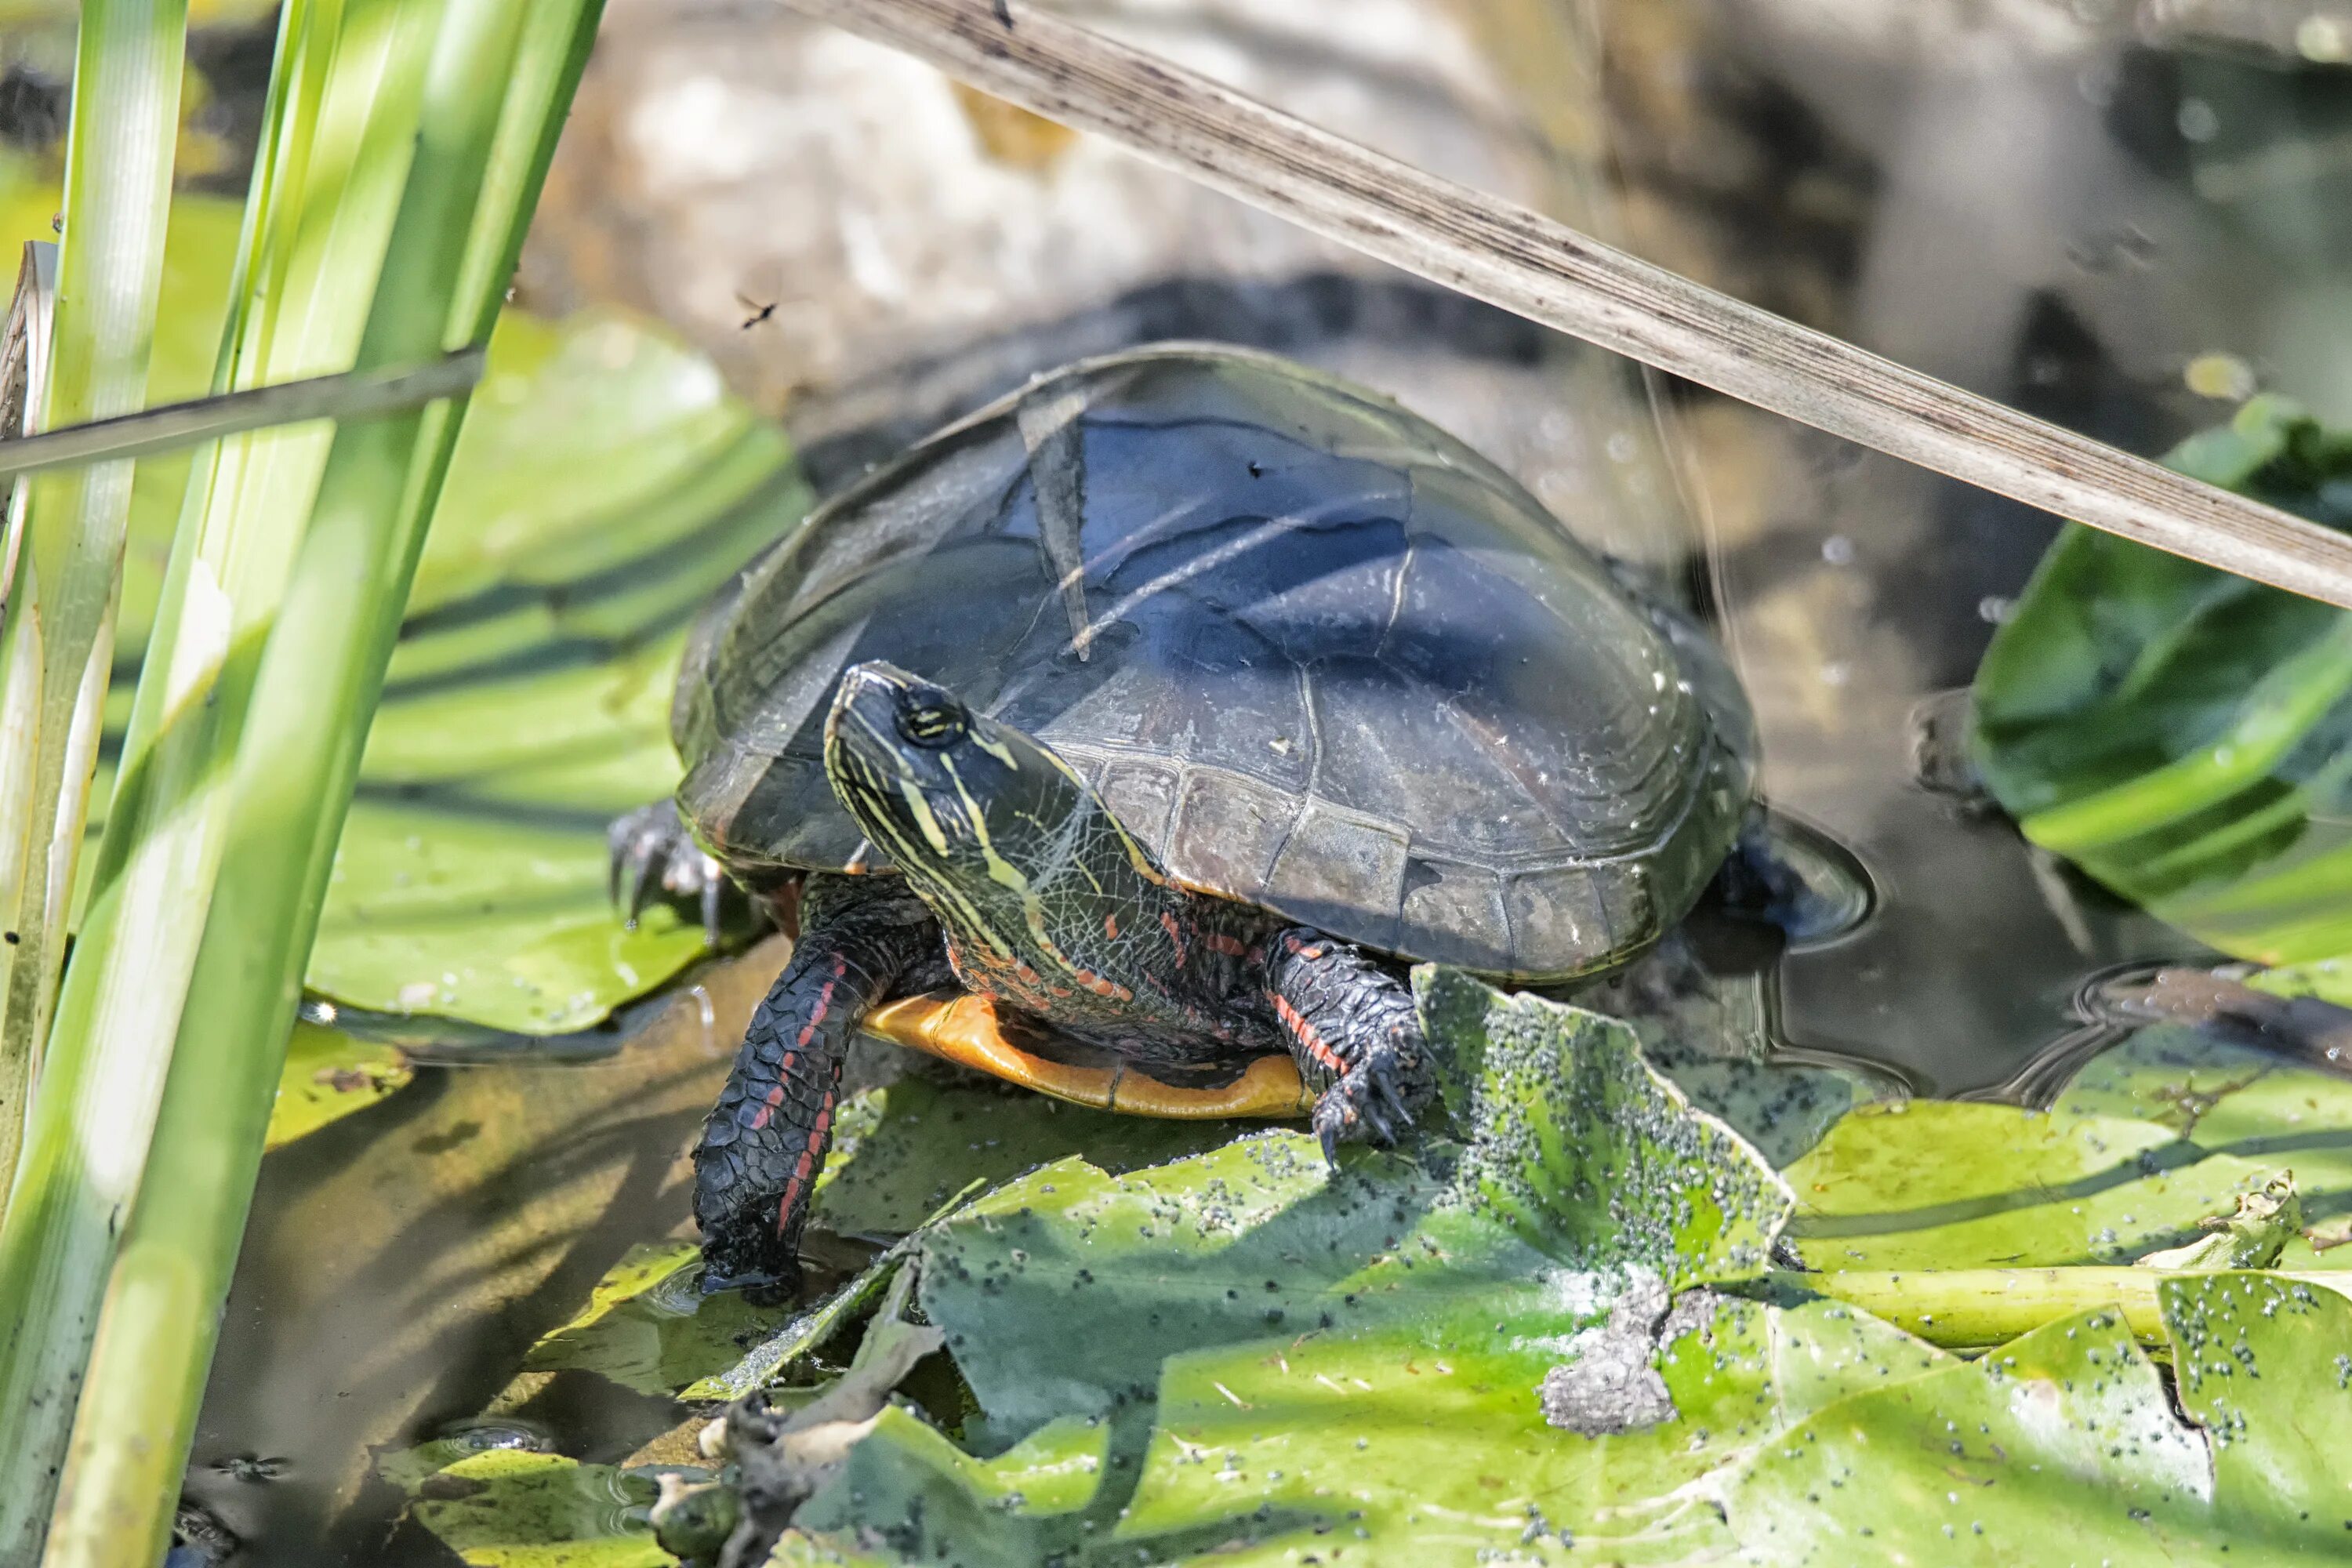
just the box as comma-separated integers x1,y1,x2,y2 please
785,0,2352,609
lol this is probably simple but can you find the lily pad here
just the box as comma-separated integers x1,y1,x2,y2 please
309,307,808,1033
1728,1308,2213,1565
1730,1283,2352,1565
396,1448,676,1567
1971,396,2352,1003
1421,967,1791,1285
2159,1271,2352,1546
522,1240,797,1400
809,1076,1240,1243
1781,1096,2280,1271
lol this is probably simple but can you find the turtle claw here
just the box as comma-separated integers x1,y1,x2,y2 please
607,800,727,942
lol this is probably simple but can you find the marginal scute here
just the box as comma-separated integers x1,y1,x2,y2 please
674,344,1754,978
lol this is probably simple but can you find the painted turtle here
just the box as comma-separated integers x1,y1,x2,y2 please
621,343,1755,1293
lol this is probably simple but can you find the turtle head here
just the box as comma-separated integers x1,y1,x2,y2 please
822,662,1091,911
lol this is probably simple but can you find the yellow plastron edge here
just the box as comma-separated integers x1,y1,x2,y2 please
862,990,1312,1119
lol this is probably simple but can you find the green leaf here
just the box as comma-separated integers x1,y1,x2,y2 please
809,1077,1239,1243
1730,1284,2352,1564
1782,1095,2281,1271
790,1294,1965,1566
1727,1308,2215,1565
2159,1272,2352,1546
521,1240,799,1399
1420,967,1792,1285
1970,396,2352,1003
393,1448,677,1567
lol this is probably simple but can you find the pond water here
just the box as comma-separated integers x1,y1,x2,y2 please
143,0,2352,1559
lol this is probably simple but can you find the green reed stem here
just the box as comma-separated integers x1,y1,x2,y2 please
40,0,604,1557
0,0,452,1545
0,0,186,1217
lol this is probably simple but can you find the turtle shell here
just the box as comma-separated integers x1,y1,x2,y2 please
674,344,1752,981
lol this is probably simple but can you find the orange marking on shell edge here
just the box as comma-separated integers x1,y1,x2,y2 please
1104,913,1120,941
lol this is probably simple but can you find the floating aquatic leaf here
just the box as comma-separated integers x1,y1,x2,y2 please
1781,1095,2280,1271
1420,967,1791,1285
394,1448,677,1567
522,1240,797,1400
1732,1279,2352,1565
2159,1271,2352,1548
1971,396,2352,1004
760,974,1864,1560
809,1076,1236,1243
1728,1308,2213,1565
262,1022,412,1149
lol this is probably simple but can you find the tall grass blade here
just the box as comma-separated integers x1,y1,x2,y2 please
0,0,457,1544
0,238,55,1187
42,0,605,1556
0,0,189,1138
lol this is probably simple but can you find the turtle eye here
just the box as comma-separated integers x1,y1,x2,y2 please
895,691,969,749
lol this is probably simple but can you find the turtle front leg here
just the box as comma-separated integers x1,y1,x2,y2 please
695,874,947,1298
1262,929,1435,1163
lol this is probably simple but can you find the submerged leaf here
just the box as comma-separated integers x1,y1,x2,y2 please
263,1022,412,1149
1971,397,2352,1004
522,1241,798,1399
396,1448,677,1567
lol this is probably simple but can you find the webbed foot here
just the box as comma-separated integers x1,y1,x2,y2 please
1265,927,1435,1165
1308,1025,1425,1163
607,799,728,946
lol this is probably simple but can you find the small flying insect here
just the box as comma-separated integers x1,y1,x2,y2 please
735,291,778,331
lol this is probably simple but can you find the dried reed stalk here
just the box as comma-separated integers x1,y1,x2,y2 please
786,0,2352,609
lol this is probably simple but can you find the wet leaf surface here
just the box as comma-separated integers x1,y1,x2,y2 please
1730,1280,2352,1565
522,1241,796,1400
1727,1308,2214,1565
1422,968,1791,1286
1784,1020,2352,1272
263,1022,413,1149
311,966,2352,1566
390,1446,678,1566
809,1077,1237,1243
1971,397,2352,1004
2158,1272,2352,1548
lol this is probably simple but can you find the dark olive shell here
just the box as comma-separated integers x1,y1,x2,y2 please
673,345,1751,981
